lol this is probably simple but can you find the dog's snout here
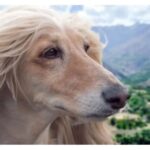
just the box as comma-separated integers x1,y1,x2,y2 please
102,85,130,109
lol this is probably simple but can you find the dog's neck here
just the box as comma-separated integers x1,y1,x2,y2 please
0,86,58,144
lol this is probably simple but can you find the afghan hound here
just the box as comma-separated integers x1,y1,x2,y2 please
0,6,128,144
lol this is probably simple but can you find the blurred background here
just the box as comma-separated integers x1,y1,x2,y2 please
0,5,150,144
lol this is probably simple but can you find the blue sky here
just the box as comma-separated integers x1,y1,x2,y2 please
51,5,150,26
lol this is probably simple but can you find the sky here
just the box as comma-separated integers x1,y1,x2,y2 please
51,5,150,26
0,5,150,26
85,5,150,26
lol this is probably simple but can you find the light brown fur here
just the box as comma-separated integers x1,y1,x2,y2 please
0,6,125,144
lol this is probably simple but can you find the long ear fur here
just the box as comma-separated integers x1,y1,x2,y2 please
49,117,114,144
0,6,59,99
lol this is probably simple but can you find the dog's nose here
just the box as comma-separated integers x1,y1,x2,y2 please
102,85,130,109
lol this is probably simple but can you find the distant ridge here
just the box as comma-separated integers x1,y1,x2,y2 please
93,23,150,84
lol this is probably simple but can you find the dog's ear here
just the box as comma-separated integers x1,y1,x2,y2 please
0,56,19,99
0,57,14,88
0,62,6,89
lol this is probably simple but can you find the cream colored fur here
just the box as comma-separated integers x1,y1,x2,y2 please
0,6,124,144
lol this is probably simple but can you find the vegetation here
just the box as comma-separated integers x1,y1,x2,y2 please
109,86,150,144
110,117,147,130
116,129,150,144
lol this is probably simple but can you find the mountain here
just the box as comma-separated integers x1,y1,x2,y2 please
92,24,150,85
103,62,127,80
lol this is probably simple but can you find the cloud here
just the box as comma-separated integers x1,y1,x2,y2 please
1,5,150,26
84,5,150,26
50,5,70,12
48,5,150,26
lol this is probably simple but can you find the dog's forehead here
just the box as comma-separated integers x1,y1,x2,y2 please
26,27,85,57
32,26,85,48
34,23,84,40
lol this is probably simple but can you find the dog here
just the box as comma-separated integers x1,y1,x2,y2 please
0,6,129,144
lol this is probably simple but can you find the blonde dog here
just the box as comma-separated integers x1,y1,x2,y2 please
0,6,129,144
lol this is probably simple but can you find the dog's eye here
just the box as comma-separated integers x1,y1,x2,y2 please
84,43,90,52
40,47,61,59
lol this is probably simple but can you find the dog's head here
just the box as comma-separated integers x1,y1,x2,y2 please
0,6,129,121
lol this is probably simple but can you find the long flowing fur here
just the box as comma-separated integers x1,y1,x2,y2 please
0,6,114,144
49,117,114,144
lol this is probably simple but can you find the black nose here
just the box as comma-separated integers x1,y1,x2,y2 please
102,85,130,109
